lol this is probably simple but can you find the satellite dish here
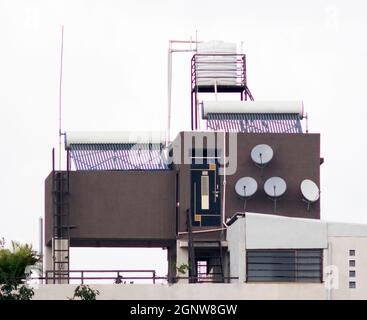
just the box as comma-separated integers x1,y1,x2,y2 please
251,144,273,166
264,177,287,198
235,177,258,198
301,179,320,211
235,177,258,211
264,177,287,212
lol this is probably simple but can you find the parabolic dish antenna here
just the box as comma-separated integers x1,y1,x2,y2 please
251,144,274,166
235,177,258,198
301,179,320,202
264,177,287,198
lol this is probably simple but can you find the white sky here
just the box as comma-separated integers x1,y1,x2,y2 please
1,0,367,277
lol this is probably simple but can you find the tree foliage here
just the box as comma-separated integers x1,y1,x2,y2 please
0,240,39,300
70,285,100,300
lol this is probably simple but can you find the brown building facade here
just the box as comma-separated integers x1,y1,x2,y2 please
45,131,320,247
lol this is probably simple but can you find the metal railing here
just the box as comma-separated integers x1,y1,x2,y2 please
44,269,158,284
31,270,239,284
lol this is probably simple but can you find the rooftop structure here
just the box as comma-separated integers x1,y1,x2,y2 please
40,39,367,300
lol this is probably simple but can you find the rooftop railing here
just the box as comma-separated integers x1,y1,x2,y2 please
29,269,239,285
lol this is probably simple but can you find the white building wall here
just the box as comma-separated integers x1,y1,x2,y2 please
44,245,53,272
32,283,326,300
225,212,367,299
176,240,189,283
244,213,327,249
327,236,367,300
36,214,367,300
227,217,246,282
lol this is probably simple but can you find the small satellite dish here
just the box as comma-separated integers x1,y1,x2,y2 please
301,179,320,211
235,177,258,198
251,144,274,167
264,177,287,212
264,177,287,198
235,177,258,211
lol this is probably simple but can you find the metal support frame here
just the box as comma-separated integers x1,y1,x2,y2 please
168,39,201,144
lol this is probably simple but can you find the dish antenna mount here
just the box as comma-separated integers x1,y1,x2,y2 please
235,177,258,211
251,144,274,177
264,176,287,211
300,179,320,211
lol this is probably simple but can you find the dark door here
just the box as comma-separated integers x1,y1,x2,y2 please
190,161,221,227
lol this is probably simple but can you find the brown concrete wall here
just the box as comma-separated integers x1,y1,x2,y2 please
45,171,177,246
173,132,321,237
45,132,320,245
228,133,320,218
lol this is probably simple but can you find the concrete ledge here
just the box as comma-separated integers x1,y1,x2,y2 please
32,283,327,300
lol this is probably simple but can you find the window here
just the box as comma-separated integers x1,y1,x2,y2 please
201,175,209,210
349,270,356,277
349,260,355,267
349,250,355,256
349,281,356,289
197,260,208,282
246,249,322,283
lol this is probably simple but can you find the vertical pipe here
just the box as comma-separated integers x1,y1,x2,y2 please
327,242,332,300
194,90,198,130
66,149,70,192
39,217,43,284
175,172,179,236
66,149,70,172
52,148,55,172
167,41,173,145
191,89,194,131
191,55,195,131
306,112,309,134
58,25,64,171
222,132,228,228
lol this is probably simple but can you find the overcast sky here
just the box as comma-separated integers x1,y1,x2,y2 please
1,0,367,276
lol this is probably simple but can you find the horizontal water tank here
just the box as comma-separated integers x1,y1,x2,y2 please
201,100,304,119
65,131,166,148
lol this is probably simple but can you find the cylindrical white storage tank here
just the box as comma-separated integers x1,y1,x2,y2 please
202,100,304,119
195,41,238,86
65,131,166,148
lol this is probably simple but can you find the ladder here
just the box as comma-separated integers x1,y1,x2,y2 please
187,211,225,283
52,171,70,283
195,241,225,283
